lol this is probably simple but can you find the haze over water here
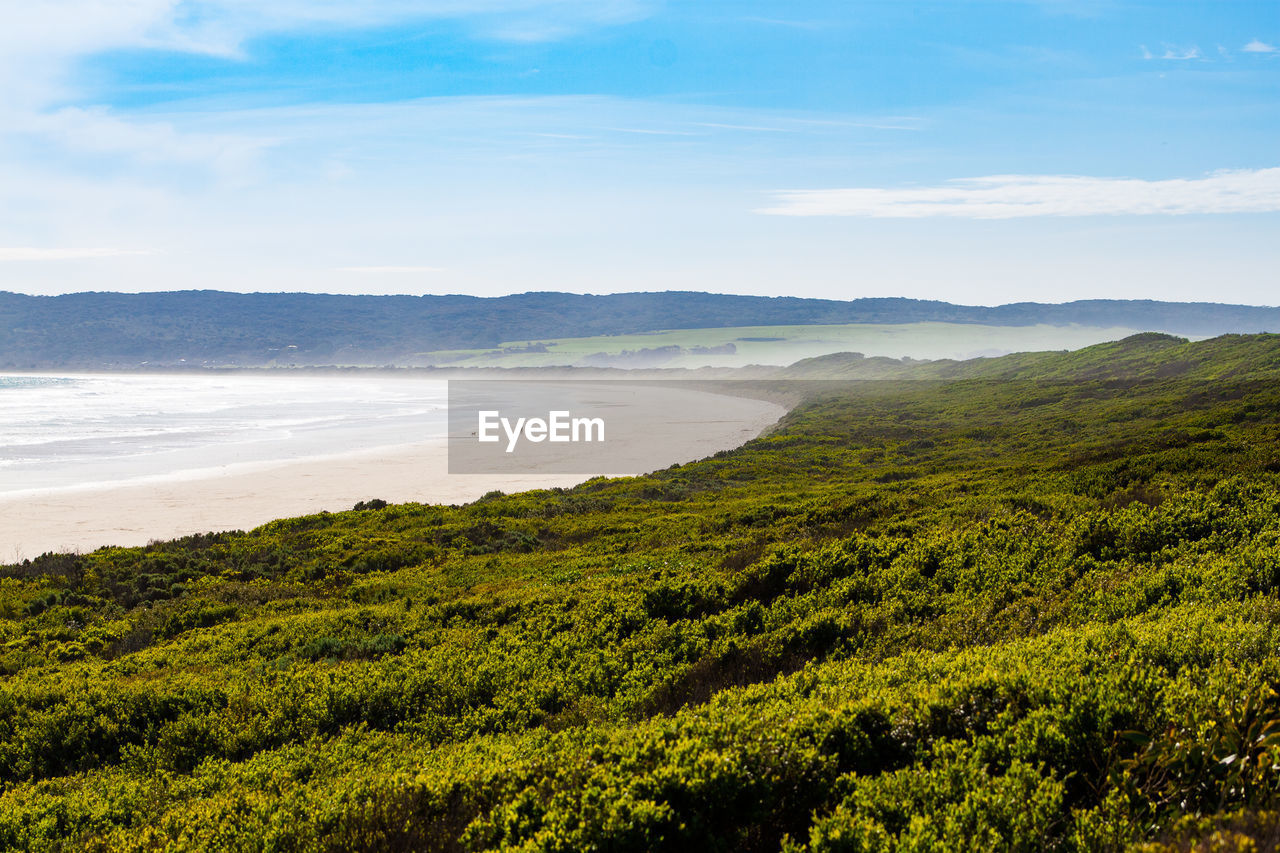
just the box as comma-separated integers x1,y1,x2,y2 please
0,374,448,496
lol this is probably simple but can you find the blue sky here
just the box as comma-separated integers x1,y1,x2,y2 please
1,0,1278,304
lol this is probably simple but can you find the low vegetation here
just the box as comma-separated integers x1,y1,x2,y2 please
4,333,1280,850
431,321,1139,369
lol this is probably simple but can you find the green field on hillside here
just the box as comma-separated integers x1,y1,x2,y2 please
6,334,1280,850
419,321,1147,369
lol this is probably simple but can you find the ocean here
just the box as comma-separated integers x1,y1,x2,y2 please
0,373,449,496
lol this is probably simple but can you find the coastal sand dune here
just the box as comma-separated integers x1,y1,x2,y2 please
0,387,785,560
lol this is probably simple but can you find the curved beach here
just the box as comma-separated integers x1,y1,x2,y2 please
0,384,785,560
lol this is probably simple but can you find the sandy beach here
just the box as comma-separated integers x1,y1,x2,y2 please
0,385,785,560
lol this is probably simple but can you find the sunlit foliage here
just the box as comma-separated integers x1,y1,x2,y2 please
4,333,1280,850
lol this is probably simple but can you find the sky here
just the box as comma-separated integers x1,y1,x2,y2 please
0,0,1277,305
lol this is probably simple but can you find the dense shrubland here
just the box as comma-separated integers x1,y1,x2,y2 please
4,333,1280,849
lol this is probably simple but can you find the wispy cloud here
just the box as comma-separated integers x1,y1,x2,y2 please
338,265,445,273
0,1,661,114
758,169,1280,219
1161,44,1201,60
0,247,153,261
694,122,796,133
790,116,926,131
1243,39,1278,54
605,126,703,136
1139,43,1202,61
480,2,655,44
1,1,661,63
23,107,272,179
0,2,657,196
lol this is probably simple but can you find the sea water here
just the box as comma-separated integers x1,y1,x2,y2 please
0,373,448,495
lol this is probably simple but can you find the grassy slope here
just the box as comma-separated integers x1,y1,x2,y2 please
422,322,1144,368
4,334,1280,849
786,331,1280,381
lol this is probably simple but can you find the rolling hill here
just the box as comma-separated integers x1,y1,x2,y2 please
3,290,1279,368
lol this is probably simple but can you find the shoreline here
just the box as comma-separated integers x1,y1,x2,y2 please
0,387,787,561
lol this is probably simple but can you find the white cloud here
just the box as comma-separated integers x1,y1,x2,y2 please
1161,45,1201,60
758,169,1280,219
0,0,658,65
23,107,272,176
0,247,153,261
0,1,659,119
0,1,657,198
1139,42,1208,62
1243,39,1278,54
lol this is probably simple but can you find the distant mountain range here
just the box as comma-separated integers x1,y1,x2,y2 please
2,290,1278,369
